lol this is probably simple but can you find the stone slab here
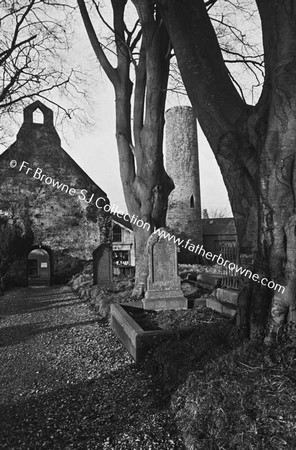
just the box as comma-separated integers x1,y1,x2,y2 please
216,288,239,306
187,297,206,309
206,298,236,318
110,303,194,363
196,273,222,289
110,303,142,360
145,288,185,300
142,297,188,311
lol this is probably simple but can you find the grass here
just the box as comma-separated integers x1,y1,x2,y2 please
129,305,225,331
145,328,296,449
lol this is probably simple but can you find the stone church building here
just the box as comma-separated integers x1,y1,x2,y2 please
0,101,110,286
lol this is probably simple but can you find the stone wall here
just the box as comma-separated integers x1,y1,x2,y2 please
0,101,110,286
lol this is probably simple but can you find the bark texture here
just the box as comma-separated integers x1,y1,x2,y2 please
158,0,296,339
78,0,173,295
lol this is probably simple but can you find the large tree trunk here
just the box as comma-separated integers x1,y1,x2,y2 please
115,93,173,296
112,2,173,296
129,169,173,296
78,0,173,296
159,0,296,340
115,9,173,295
115,111,173,295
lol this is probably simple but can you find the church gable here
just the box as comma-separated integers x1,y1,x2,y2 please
0,101,111,286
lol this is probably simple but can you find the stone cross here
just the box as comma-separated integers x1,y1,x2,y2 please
142,229,187,310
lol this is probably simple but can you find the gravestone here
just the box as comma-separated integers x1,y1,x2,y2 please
142,229,187,310
93,244,113,286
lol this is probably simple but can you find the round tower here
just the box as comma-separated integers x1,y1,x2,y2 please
165,106,202,246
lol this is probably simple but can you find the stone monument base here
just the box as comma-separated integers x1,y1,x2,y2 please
142,290,188,311
97,281,113,288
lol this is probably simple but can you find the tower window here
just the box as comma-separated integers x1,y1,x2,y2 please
190,195,195,208
32,108,44,124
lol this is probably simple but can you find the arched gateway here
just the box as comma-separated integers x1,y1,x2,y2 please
27,248,51,286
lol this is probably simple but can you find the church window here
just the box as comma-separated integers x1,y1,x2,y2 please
32,108,44,124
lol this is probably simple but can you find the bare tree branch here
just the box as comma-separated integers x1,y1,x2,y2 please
77,0,118,86
0,1,88,144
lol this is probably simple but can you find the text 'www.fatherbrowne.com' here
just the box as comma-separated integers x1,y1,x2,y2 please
152,227,285,294
10,159,285,294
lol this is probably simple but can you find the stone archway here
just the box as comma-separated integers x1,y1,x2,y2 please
27,247,51,286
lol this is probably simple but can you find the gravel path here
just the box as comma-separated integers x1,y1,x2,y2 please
0,286,184,449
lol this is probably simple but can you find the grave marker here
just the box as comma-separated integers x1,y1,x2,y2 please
93,243,113,286
143,229,187,310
